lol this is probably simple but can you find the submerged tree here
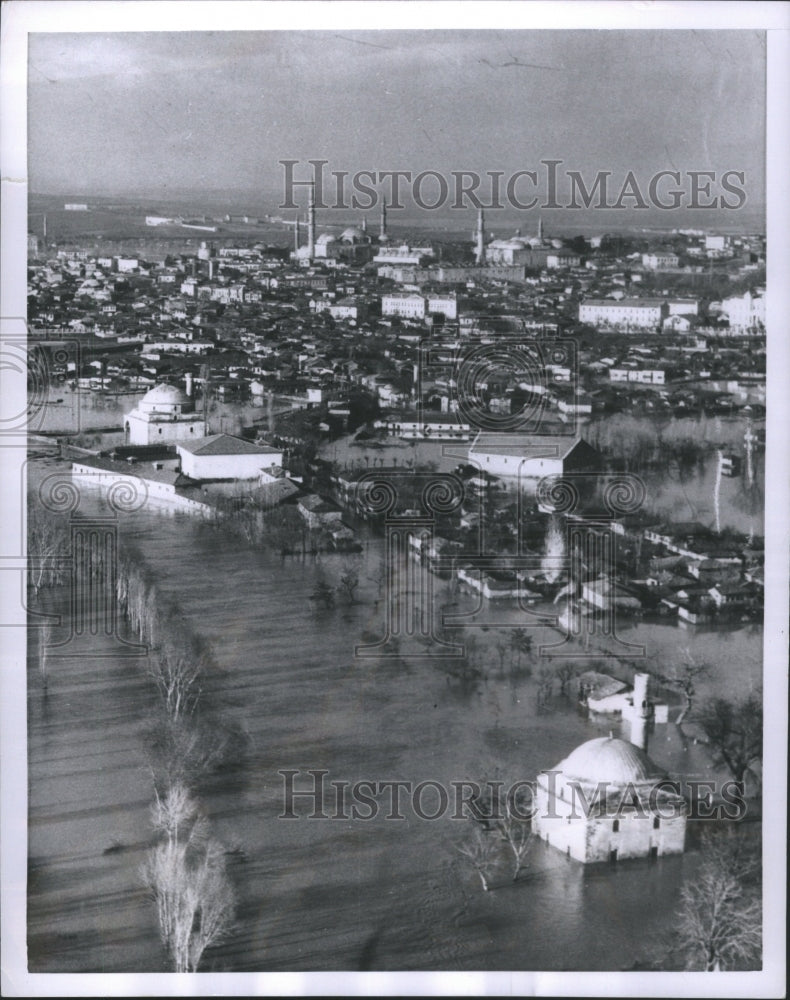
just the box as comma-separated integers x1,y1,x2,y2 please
677,830,761,971
652,647,711,724
143,785,235,972
456,827,498,892
695,692,763,799
496,802,535,881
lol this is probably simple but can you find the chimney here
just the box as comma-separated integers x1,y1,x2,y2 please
630,672,651,752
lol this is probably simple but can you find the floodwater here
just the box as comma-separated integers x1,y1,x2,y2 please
32,384,763,536
26,456,762,972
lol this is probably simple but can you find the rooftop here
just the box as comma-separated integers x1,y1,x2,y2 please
177,433,282,457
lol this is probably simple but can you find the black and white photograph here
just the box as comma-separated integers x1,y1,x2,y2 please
1,2,787,995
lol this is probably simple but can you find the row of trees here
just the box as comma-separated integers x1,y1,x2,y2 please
114,545,237,972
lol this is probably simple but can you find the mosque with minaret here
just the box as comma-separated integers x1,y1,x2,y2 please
533,673,687,864
291,183,434,267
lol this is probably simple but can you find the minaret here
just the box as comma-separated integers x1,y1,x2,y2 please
294,214,300,253
475,208,486,265
307,182,316,261
42,214,47,240
361,215,368,235
380,201,388,241
537,216,544,242
630,672,651,752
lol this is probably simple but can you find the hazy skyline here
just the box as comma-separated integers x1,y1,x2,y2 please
29,30,765,220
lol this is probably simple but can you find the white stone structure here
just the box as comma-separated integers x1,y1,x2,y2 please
533,734,687,863
124,384,205,445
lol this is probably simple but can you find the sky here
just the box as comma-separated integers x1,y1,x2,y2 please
27,29,766,222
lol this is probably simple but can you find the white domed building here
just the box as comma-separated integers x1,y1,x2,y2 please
124,383,205,446
534,734,687,863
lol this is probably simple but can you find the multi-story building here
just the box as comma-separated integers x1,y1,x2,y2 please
579,298,668,329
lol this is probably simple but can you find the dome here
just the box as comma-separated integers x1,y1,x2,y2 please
528,237,544,248
553,737,665,786
506,237,528,248
142,383,190,406
340,226,365,243
316,233,336,245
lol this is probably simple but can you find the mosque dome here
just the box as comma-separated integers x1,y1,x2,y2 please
552,736,665,786
138,383,192,414
528,236,544,248
340,226,367,243
505,237,528,248
316,233,336,246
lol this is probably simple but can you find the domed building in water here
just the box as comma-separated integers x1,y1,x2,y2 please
124,382,205,445
534,689,687,863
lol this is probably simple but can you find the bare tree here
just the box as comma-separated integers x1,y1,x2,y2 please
27,506,70,594
496,802,534,881
494,635,510,677
310,577,336,609
150,636,204,720
509,628,533,675
456,827,498,892
38,622,53,690
677,830,761,971
337,564,361,605
652,647,711,724
536,665,554,709
143,785,235,973
695,693,763,799
554,660,579,697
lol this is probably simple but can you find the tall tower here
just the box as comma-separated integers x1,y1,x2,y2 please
537,216,544,242
307,182,316,261
475,208,486,265
380,200,388,241
630,672,651,752
361,215,368,235
294,214,300,253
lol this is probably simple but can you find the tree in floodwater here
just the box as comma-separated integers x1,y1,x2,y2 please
310,577,336,609
695,692,763,799
651,647,711,724
677,829,761,971
508,628,533,675
143,785,235,973
149,623,210,720
27,504,70,594
495,802,535,881
337,563,361,605
554,660,579,697
456,827,498,892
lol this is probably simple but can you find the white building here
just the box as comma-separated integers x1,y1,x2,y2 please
177,434,283,481
721,289,765,331
124,384,205,446
426,294,458,320
533,732,686,863
641,252,679,270
382,293,427,320
468,432,601,481
579,298,668,329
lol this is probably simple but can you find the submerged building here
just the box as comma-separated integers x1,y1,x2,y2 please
124,383,205,446
534,676,686,863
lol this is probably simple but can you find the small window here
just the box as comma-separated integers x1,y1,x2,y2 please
653,816,660,829
612,819,620,832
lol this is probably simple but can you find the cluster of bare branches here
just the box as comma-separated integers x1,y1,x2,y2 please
456,785,535,891
142,783,235,972
677,829,761,971
27,505,71,594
